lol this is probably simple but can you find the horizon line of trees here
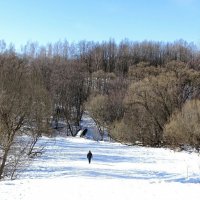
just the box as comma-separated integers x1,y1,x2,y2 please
1,38,200,71
0,38,200,179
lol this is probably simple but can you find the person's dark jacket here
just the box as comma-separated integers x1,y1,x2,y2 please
87,151,93,164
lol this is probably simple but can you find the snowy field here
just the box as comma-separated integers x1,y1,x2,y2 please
1,114,200,200
1,136,200,200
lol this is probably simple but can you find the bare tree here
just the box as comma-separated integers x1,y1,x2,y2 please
164,99,200,150
0,54,50,179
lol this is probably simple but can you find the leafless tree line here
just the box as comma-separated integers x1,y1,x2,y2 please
1,38,198,71
87,61,200,150
0,38,200,179
0,53,51,179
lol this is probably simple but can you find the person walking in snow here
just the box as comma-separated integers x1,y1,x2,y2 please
87,150,93,164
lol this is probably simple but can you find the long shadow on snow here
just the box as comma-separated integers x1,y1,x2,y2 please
63,167,200,183
21,159,200,183
21,166,171,180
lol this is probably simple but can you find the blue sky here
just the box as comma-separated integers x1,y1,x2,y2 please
0,0,200,49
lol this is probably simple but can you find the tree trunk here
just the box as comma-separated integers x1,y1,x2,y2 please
0,148,9,179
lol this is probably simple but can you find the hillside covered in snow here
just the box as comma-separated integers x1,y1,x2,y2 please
1,136,200,200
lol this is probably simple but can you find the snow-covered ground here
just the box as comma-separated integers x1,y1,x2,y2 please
1,115,200,200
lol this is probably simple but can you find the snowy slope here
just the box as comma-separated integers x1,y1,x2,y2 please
1,136,200,200
1,114,200,200
79,112,103,141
